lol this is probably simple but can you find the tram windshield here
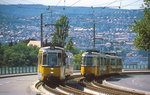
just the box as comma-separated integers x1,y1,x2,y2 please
83,57,93,66
47,53,58,66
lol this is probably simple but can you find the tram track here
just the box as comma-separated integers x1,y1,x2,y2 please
92,80,143,95
36,73,149,95
44,75,92,95
43,83,66,95
78,74,147,95
35,81,43,89
79,79,122,95
35,75,93,95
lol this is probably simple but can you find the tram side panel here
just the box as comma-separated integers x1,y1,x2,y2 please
65,52,74,76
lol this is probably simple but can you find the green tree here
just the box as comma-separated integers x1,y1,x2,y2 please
0,44,8,66
132,0,150,50
65,38,74,51
131,0,150,69
65,38,80,54
3,42,39,66
73,52,83,65
52,15,69,47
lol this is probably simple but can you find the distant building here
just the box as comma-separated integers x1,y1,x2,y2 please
27,40,41,47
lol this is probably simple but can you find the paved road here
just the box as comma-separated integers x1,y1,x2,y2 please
107,74,150,92
0,75,37,95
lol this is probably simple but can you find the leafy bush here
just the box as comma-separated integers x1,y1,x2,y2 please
0,42,39,67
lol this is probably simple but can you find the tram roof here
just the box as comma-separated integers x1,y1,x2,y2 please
82,51,99,56
65,52,73,57
40,46,64,51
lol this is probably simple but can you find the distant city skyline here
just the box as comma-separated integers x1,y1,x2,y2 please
0,0,144,9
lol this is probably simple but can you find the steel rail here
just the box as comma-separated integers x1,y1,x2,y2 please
43,75,92,95
43,83,67,95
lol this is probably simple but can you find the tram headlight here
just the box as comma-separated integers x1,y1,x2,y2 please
50,71,54,74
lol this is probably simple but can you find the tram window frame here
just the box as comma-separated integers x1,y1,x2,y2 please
100,57,102,66
82,57,85,66
97,57,100,66
93,56,98,66
38,53,42,65
42,54,47,65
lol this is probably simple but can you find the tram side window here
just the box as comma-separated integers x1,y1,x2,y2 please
117,59,121,66
97,57,100,66
69,58,73,66
66,57,72,66
116,59,118,66
119,59,122,66
106,58,109,66
58,53,61,58
100,57,103,66
58,53,62,65
65,58,68,65
104,58,106,65
111,59,115,65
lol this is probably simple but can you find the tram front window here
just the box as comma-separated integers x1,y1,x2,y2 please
85,57,93,66
48,53,58,66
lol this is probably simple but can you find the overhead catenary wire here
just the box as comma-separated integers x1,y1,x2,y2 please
121,0,142,8
69,0,81,7
23,0,39,4
104,0,118,7
92,0,118,7
0,0,12,4
56,0,63,6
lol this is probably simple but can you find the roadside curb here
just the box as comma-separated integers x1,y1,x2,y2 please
31,81,43,95
103,80,150,95
0,73,37,79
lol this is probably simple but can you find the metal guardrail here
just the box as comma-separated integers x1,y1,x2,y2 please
74,64,148,70
123,64,148,69
0,66,37,75
0,64,148,75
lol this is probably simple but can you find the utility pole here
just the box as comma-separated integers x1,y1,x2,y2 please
40,12,52,47
93,20,96,49
91,6,96,49
40,13,43,47
148,50,150,69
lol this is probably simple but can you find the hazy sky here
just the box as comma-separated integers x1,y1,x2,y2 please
0,0,144,9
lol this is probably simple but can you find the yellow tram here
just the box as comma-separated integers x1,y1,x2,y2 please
81,50,122,78
38,46,73,81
